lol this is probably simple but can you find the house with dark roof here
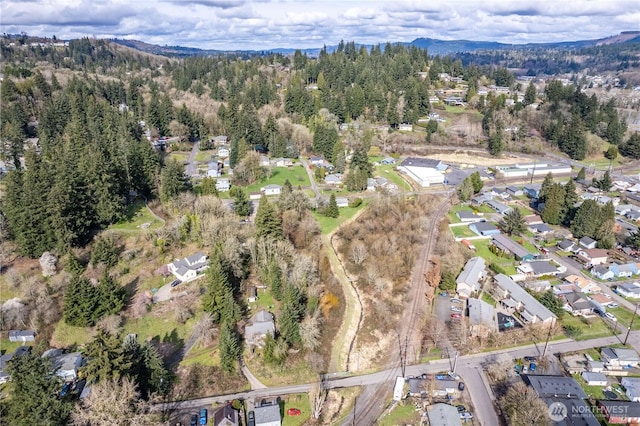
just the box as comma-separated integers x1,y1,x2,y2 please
49,351,83,381
617,282,640,299
468,298,497,337
557,239,576,252
524,375,587,399
485,199,513,216
506,186,523,196
456,257,486,299
523,183,542,199
426,403,462,426
245,310,275,348
579,237,597,249
517,261,560,277
469,222,500,236
168,252,209,282
528,223,553,235
213,404,239,426
560,292,595,316
592,265,614,281
399,157,443,170
492,234,535,261
9,330,35,342
0,346,31,383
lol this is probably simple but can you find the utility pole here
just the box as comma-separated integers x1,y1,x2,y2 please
542,323,554,357
624,303,639,346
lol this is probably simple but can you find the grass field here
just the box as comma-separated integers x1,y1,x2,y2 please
608,306,640,330
109,199,164,232
0,339,28,355
194,150,215,163
378,402,421,426
281,393,311,426
473,240,518,275
450,225,476,238
180,345,218,367
167,152,189,164
51,321,95,347
313,203,366,235
243,166,310,194
481,291,497,307
374,164,412,191
561,314,613,341
123,313,194,344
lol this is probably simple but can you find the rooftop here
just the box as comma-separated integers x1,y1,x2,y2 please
399,157,442,169
495,274,557,322
492,234,532,259
525,375,587,399
456,257,485,287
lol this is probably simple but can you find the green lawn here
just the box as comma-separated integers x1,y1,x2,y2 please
244,166,310,194
374,164,412,191
473,240,518,275
0,277,21,303
51,321,95,347
572,373,628,401
109,199,164,232
0,339,28,355
450,225,476,238
608,307,640,330
180,345,218,367
444,105,467,114
561,315,614,341
481,291,497,307
446,205,479,224
123,313,194,345
378,402,421,426
281,393,311,426
168,152,189,164
313,202,367,235
195,150,215,163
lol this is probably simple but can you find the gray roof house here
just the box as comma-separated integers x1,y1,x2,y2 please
426,403,462,426
469,222,500,236
525,375,587,399
468,298,497,337
324,173,343,185
0,346,31,383
621,377,640,402
528,223,553,234
517,261,559,277
579,237,597,249
561,292,595,316
456,257,486,299
581,372,607,386
168,252,209,282
50,351,83,381
557,239,576,252
213,404,239,426
493,274,557,325
245,310,275,347
492,234,535,261
9,330,35,342
485,199,513,215
601,347,640,368
253,403,281,426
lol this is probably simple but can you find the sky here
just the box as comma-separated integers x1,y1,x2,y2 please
1,0,639,50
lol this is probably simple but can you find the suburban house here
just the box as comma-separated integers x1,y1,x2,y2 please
335,197,349,208
309,156,324,166
528,223,553,235
245,310,275,348
273,157,293,167
588,360,605,373
455,257,486,299
168,252,209,282
627,210,640,222
523,215,543,226
600,347,640,369
366,178,378,192
597,400,640,425
609,262,639,278
253,400,282,426
491,234,535,261
426,403,462,426
579,237,597,249
577,249,609,267
207,163,222,178
261,184,282,196
560,292,595,316
397,157,446,187
325,174,343,185
621,377,640,402
581,372,608,386
553,283,580,295
592,265,614,281
517,261,560,277
49,351,83,381
493,274,557,325
213,135,228,145
616,204,634,215
557,239,577,252
408,377,427,397
216,178,231,192
213,404,239,426
616,282,640,299
218,146,230,158
380,157,396,165
485,200,513,216
506,186,524,196
589,293,614,309
259,155,270,167
564,275,600,294
524,280,551,292
525,375,587,399
523,183,542,199
8,330,35,342
249,191,262,201
456,210,484,223
469,222,500,236
432,380,458,397
468,298,497,337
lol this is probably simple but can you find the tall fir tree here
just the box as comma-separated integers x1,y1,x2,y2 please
254,195,283,239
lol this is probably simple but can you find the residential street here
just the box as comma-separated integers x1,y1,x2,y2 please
300,158,320,201
185,139,200,177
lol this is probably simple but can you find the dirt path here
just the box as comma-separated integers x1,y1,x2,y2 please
325,209,367,373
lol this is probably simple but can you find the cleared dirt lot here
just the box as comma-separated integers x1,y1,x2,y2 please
427,152,533,167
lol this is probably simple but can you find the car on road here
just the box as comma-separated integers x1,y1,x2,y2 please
170,279,182,287
524,356,537,362
609,302,618,308
199,409,207,425
605,312,617,322
287,408,301,416
451,313,461,319
460,412,474,420
458,382,465,391
450,298,462,304
530,362,536,372
190,414,198,426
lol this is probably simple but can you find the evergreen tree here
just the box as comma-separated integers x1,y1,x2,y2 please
233,188,251,217
539,173,555,202
626,230,640,250
160,159,188,202
523,81,537,106
502,209,526,236
279,284,304,346
200,177,219,196
457,178,474,202
540,183,565,225
488,131,503,156
63,275,100,327
94,273,126,322
325,194,340,218
254,196,283,239
312,125,338,160
577,167,586,181
563,179,580,224
3,354,72,426
125,337,169,399
595,170,612,192
218,321,241,374
621,133,640,159
83,330,132,384
571,199,601,239
537,290,564,318
90,235,120,268
202,252,233,323
470,171,483,193
350,146,373,178
604,145,618,161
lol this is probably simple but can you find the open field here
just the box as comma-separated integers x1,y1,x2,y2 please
281,393,312,426
109,199,164,232
427,152,532,166
313,203,367,235
560,315,614,341
243,166,310,194
450,225,477,238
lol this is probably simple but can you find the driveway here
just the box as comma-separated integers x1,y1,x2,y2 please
301,159,320,201
186,139,200,177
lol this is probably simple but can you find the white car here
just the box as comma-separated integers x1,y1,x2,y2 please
451,306,463,313
605,312,617,322
450,298,462,304
608,303,618,308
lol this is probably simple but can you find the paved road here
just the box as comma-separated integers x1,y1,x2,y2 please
153,331,640,421
186,140,200,177
301,158,320,201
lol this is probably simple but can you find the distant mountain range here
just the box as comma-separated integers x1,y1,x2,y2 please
111,31,640,57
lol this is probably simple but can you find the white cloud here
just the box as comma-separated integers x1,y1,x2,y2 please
0,0,636,49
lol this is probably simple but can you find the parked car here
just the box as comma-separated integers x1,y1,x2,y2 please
460,412,474,420
199,409,207,425
522,365,529,373
190,414,198,426
609,303,619,308
524,356,537,362
451,313,461,319
60,382,71,397
455,405,466,413
450,298,462,304
530,362,536,372
287,408,301,416
170,279,182,287
248,411,255,426
450,306,463,313
605,312,617,322
458,382,465,391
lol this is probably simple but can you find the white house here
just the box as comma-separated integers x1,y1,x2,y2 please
245,310,275,348
216,178,231,192
617,282,640,299
261,184,282,196
581,372,607,386
218,146,230,158
621,378,640,402
399,123,413,131
325,174,343,185
168,252,209,282
9,330,35,342
601,347,640,369
274,158,293,167
336,197,349,208
577,249,608,268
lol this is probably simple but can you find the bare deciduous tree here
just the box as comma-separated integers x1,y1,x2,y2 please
500,381,551,426
193,313,217,346
309,378,328,420
300,313,322,350
350,241,367,265
95,314,123,335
